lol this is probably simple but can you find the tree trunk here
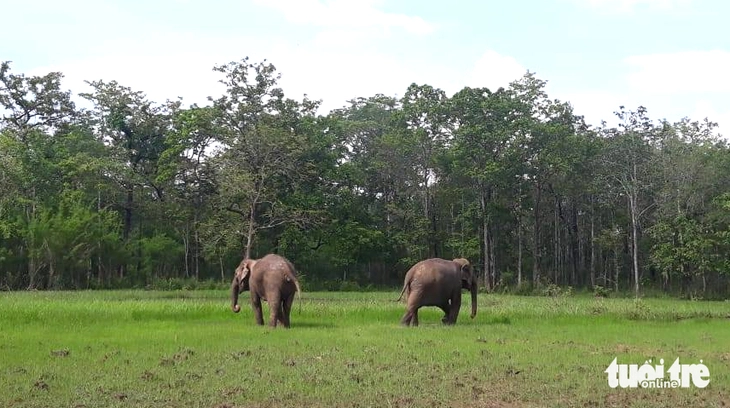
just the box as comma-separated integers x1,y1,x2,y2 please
554,199,559,284
590,210,595,288
480,189,491,290
183,232,190,278
614,249,620,293
532,182,542,286
489,229,496,289
629,193,639,298
120,186,133,279
97,188,103,287
570,204,579,286
194,219,200,280
44,239,54,289
517,210,523,287
244,202,256,260
423,168,437,258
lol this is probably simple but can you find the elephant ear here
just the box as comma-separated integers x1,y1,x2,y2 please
235,260,253,289
454,258,473,288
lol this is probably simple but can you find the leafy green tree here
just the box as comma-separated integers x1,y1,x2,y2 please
157,106,218,279
396,83,451,258
0,61,76,135
600,106,657,297
210,58,322,259
80,80,177,278
448,86,522,289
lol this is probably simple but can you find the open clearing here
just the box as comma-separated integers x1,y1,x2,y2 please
1,290,729,407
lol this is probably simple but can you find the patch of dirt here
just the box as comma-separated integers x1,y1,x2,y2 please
99,350,120,363
33,380,49,391
160,348,195,366
221,386,244,398
282,358,296,367
51,349,70,357
159,358,176,367
615,344,633,353
231,350,251,360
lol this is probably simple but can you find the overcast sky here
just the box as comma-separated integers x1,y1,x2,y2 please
3,0,729,134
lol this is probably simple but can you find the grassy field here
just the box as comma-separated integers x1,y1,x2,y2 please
1,290,729,407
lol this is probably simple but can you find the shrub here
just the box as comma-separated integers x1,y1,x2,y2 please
542,283,573,298
593,285,610,298
338,280,361,292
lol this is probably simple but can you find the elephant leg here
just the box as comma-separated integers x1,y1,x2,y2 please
276,303,286,327
280,293,294,328
401,307,420,326
268,296,282,328
400,304,418,327
439,303,451,324
251,293,264,326
446,292,461,325
400,310,412,326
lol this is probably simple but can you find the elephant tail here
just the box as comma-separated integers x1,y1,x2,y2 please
395,281,408,302
295,278,302,314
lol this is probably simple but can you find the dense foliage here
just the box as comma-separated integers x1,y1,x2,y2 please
1,59,728,296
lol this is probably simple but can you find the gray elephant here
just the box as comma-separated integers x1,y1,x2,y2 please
396,258,477,326
230,254,301,328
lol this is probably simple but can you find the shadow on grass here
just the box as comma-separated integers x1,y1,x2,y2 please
292,321,337,329
481,315,511,325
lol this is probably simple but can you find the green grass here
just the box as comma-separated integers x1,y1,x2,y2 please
1,290,729,407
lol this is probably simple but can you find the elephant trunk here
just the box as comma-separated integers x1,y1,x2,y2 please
231,279,241,313
470,282,477,319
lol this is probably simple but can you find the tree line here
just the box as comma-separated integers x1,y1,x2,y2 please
1,58,729,297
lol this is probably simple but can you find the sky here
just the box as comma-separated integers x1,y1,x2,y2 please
3,0,729,134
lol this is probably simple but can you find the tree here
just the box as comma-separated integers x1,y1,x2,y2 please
81,80,177,278
0,61,76,135
210,58,320,259
601,106,656,297
396,84,451,258
510,73,579,289
449,85,525,289
158,106,219,279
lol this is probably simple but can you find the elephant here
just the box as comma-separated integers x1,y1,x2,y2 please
396,258,477,326
230,253,301,328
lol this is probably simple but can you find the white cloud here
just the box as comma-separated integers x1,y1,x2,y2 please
552,89,729,138
625,50,730,94
572,0,692,12
466,50,528,92
312,29,387,47
26,33,421,115
253,0,435,35
29,52,229,108
274,47,446,112
557,90,630,127
49,58,216,108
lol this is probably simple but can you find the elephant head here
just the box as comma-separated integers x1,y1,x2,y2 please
230,259,256,313
453,258,477,318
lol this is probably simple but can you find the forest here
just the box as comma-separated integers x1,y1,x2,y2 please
1,58,729,297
